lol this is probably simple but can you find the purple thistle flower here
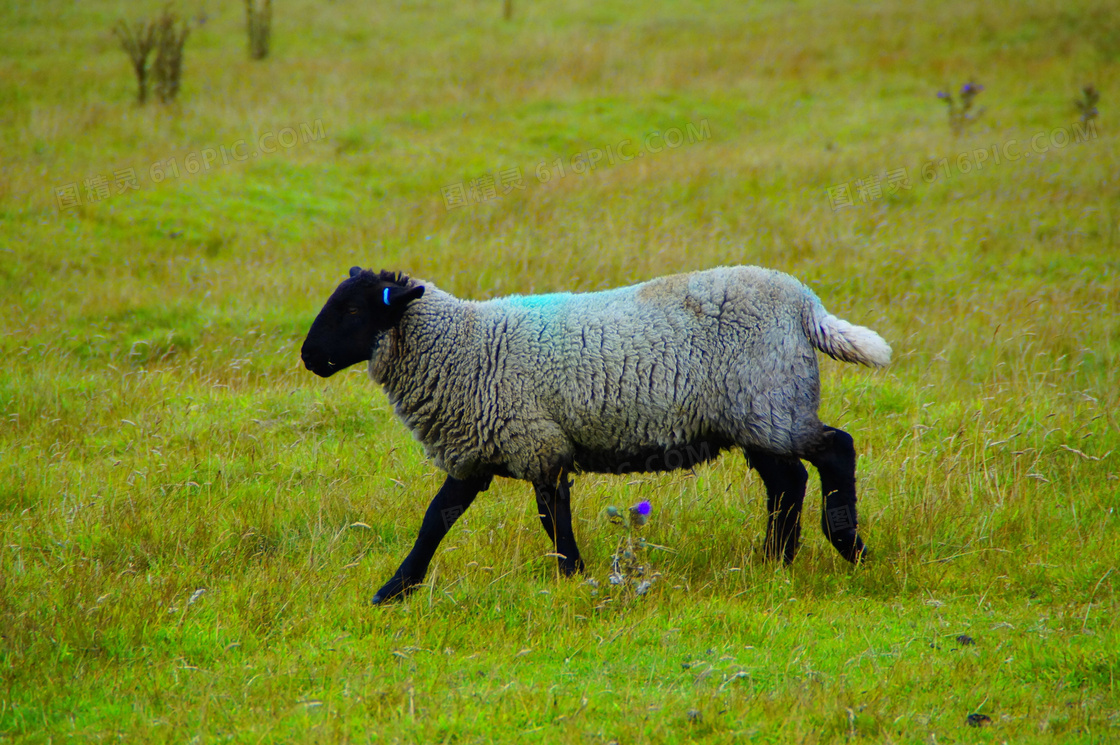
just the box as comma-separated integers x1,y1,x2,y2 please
629,500,652,526
936,90,950,100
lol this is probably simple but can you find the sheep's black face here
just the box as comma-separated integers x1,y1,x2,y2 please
301,267,425,378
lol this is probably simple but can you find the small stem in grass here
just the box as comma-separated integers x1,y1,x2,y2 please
246,0,272,60
1082,567,1113,632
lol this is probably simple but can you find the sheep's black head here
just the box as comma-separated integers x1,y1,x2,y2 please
301,267,425,378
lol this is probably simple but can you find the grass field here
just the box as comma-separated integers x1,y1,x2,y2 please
2,0,1118,741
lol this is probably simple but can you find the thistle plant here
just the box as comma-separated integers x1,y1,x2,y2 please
937,81,984,136
1075,85,1099,124
598,499,670,597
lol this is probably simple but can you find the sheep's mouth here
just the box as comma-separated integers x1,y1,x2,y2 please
301,349,339,378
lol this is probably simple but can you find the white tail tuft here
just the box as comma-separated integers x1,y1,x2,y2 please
807,312,892,367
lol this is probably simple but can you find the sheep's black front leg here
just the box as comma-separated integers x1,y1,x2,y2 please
805,426,868,564
372,474,492,604
746,449,808,564
534,472,584,576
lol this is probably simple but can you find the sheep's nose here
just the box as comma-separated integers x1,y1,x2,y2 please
300,345,334,377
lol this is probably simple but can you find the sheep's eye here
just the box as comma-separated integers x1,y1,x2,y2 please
347,306,359,315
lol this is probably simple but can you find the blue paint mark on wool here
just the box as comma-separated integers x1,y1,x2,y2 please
500,286,633,313
502,293,573,311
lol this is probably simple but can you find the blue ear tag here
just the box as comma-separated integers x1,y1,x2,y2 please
383,288,391,306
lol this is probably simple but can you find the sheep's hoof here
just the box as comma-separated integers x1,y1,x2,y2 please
849,543,870,565
371,577,414,605
559,557,585,577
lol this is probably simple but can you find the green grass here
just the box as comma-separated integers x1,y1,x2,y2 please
2,0,1118,741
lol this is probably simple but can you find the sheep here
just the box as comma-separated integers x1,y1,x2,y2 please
300,265,891,603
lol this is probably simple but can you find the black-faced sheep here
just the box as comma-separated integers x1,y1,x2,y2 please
300,266,891,603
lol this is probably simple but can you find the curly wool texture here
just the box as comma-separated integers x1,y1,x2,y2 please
368,266,890,482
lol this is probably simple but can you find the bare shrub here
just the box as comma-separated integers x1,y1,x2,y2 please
113,7,189,105
113,19,157,104
153,8,190,103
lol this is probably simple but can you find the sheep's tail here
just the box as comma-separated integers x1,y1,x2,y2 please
803,296,892,368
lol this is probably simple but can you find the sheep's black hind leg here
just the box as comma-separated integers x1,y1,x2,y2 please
746,450,808,564
805,426,868,563
534,472,584,576
371,474,492,604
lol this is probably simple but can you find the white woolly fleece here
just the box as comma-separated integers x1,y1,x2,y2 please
367,266,889,482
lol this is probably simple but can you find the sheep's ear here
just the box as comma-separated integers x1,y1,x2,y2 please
381,284,425,309
349,266,362,278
